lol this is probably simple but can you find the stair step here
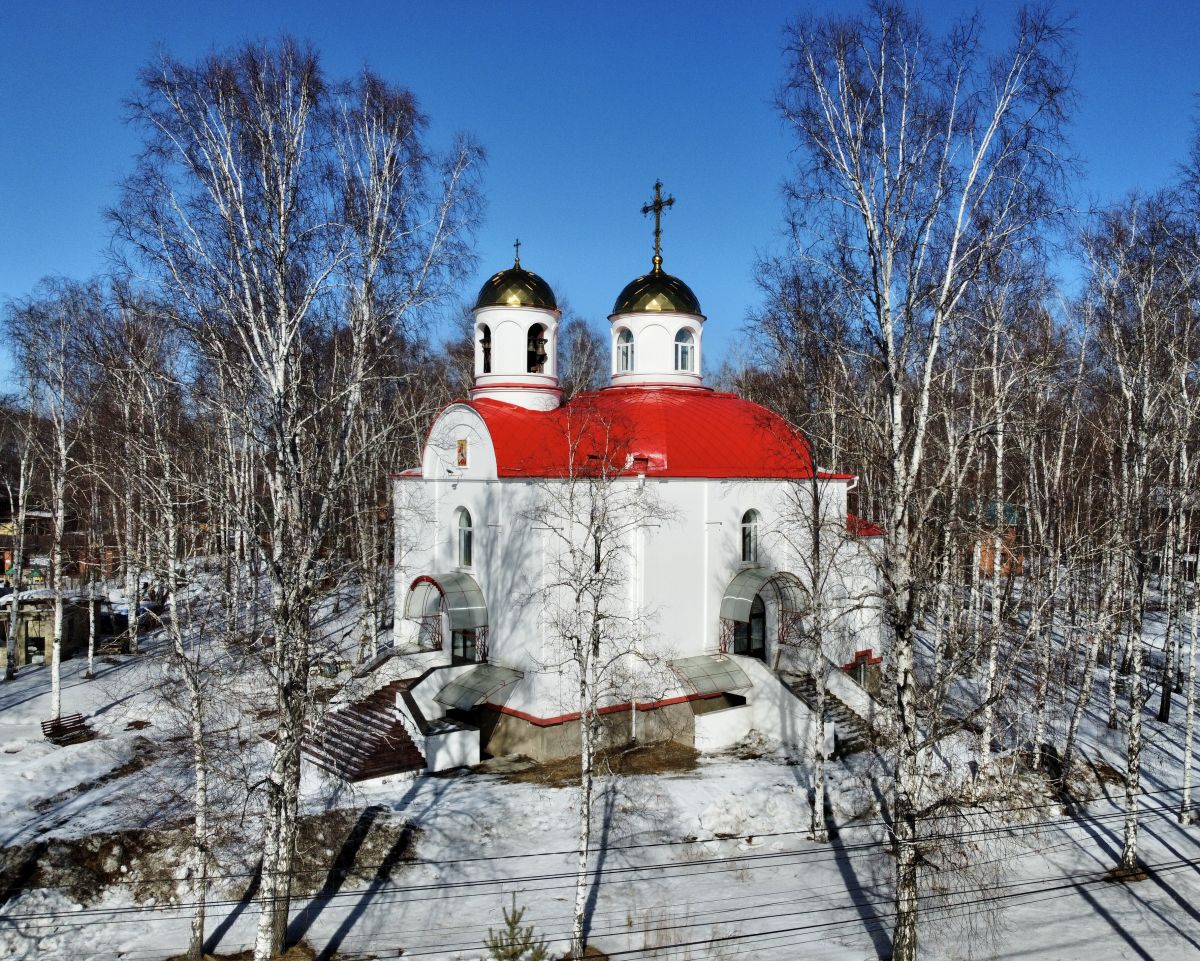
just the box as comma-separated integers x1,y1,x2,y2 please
302,679,425,781
779,672,874,758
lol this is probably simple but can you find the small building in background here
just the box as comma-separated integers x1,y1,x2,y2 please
976,500,1025,577
0,593,101,670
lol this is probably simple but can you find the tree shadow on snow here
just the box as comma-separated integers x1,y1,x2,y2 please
286,804,387,945
581,785,618,947
204,858,262,954
826,788,892,960
314,822,415,961
1063,798,1199,960
302,771,450,958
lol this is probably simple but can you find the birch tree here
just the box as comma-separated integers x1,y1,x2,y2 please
524,406,672,960
5,280,94,718
1085,193,1196,873
1,389,35,680
776,6,1071,956
111,39,481,958
778,468,878,842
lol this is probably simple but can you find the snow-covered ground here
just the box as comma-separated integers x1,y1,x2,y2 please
2,601,1200,960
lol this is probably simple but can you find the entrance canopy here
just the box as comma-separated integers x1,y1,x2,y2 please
719,568,806,622
669,654,752,696
404,572,488,630
434,663,523,711
719,569,771,622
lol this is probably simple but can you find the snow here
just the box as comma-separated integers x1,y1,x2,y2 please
1,585,1200,959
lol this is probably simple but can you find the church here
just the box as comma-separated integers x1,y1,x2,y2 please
360,186,885,776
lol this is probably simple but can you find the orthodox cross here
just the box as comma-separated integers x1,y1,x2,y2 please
641,179,675,272
513,237,522,268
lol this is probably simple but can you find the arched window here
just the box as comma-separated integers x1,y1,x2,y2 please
527,324,547,373
616,328,634,372
740,509,760,564
479,324,492,374
457,508,473,568
674,328,695,372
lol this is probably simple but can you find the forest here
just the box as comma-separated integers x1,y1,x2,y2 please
3,5,1200,961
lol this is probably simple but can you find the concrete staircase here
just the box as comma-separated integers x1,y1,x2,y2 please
780,672,873,757
303,679,425,781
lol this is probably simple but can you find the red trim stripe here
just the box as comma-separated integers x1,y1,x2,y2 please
484,692,723,727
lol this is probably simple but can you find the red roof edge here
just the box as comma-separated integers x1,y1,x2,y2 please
848,512,886,538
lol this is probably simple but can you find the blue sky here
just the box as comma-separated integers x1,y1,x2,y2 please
3,1,1200,382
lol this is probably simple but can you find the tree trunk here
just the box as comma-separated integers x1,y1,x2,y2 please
5,429,30,681
1158,498,1180,723
50,442,66,720
1119,622,1144,871
253,604,309,961
892,733,921,961
809,661,828,842
1062,628,1103,788
1180,582,1197,825
570,623,599,960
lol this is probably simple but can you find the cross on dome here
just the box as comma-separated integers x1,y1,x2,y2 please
513,237,521,268
641,179,675,274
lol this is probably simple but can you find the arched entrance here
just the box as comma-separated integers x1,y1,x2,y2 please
719,568,807,666
404,572,489,664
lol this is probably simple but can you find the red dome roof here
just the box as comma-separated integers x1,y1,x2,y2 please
466,387,843,480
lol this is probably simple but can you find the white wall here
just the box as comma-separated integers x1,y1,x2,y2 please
392,405,886,722
694,704,754,751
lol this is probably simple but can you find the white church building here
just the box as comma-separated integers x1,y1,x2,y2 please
326,190,888,778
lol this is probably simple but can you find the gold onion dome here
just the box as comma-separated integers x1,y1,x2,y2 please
474,245,557,311
612,263,702,315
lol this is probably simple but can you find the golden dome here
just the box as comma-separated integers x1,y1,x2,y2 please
612,265,702,316
474,257,557,311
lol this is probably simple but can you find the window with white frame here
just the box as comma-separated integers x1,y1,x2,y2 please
616,328,634,372
674,328,695,371
741,509,760,564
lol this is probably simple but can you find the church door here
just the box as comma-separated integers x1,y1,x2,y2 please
733,594,766,660
451,629,477,664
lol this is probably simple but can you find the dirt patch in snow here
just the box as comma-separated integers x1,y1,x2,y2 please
0,806,418,909
165,942,325,961
0,826,189,906
288,806,418,898
501,741,698,787
1104,863,1152,884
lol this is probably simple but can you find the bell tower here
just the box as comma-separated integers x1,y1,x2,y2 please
470,241,562,410
609,181,706,389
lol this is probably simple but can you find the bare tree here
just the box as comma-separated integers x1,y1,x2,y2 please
775,5,1071,955
1,388,36,680
111,39,482,958
777,468,878,842
1084,193,1197,872
5,280,96,718
557,309,608,402
523,405,672,960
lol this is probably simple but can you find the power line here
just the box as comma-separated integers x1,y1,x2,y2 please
271,804,1199,959
97,844,1200,961
3,788,1189,959
10,778,1182,898
2,791,1165,926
